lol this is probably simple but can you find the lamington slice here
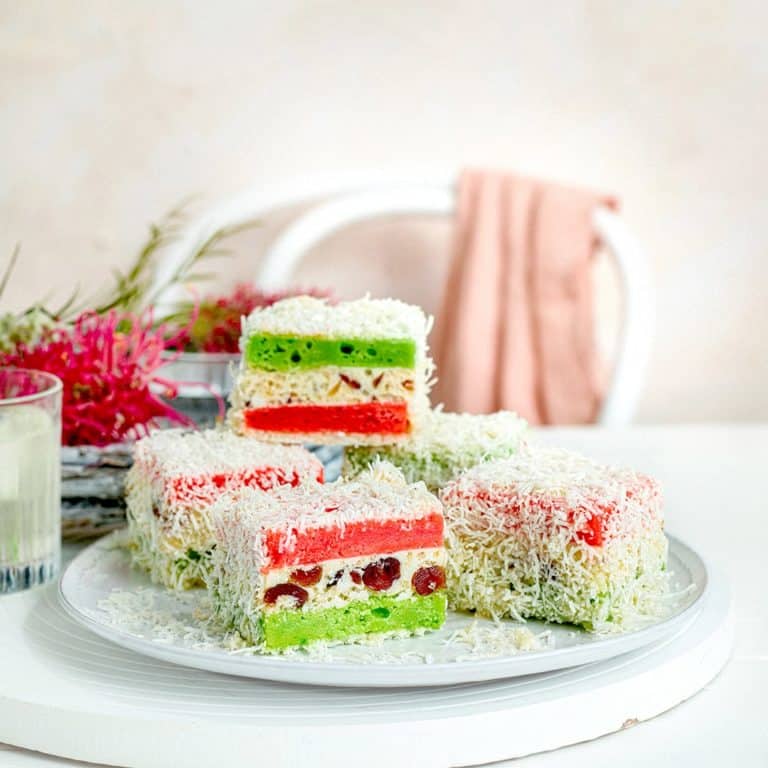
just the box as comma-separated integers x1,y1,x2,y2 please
441,445,668,632
228,295,433,445
209,463,447,651
125,429,323,589
343,409,527,491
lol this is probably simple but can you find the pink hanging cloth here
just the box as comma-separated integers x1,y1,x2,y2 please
432,170,617,425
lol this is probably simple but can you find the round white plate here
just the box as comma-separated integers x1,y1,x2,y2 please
59,531,707,687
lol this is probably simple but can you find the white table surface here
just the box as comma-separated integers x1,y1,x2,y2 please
1,425,766,767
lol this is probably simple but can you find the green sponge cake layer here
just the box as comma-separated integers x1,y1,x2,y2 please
245,334,416,371
262,593,446,650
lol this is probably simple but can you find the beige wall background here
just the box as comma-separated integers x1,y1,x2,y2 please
1,0,766,422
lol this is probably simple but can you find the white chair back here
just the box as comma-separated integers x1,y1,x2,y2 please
153,175,652,425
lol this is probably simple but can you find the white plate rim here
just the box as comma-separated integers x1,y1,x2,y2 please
58,531,708,687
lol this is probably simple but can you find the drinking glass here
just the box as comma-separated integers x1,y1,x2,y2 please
0,368,62,593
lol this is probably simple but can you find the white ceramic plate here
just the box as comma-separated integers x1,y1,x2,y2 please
59,531,707,687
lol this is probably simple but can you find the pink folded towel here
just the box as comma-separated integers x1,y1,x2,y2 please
432,170,616,425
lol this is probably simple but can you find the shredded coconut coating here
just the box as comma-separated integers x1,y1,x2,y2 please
441,444,669,632
242,295,430,347
130,428,321,479
124,429,323,590
208,461,444,649
343,409,528,490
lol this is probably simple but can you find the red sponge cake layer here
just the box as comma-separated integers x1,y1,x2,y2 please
263,512,444,570
244,402,410,435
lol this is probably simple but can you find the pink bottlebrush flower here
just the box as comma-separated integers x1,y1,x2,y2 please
170,284,333,354
0,310,193,446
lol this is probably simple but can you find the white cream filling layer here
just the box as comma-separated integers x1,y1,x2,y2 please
261,547,446,612
231,366,418,408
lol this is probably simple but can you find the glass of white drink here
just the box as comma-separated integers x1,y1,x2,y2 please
0,368,62,593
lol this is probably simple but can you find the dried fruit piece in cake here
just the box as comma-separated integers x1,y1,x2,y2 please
125,429,323,589
441,445,668,632
209,462,447,651
228,296,433,445
343,409,527,491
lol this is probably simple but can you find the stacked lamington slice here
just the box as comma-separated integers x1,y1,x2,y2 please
209,463,447,651
125,429,323,589
343,409,527,491
441,444,668,632
228,296,433,445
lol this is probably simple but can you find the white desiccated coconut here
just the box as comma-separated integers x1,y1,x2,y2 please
342,409,527,489
242,295,431,346
447,443,659,505
391,409,527,456
444,621,553,658
131,428,321,479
